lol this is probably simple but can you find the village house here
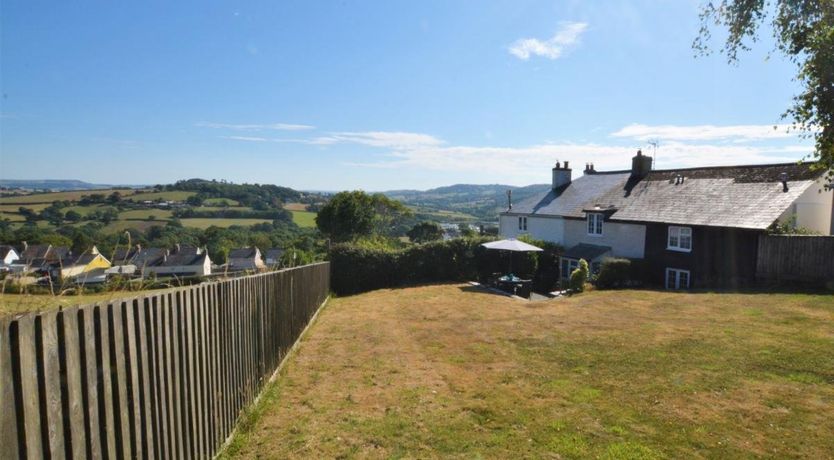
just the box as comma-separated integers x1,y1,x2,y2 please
59,246,112,280
227,247,266,271
500,151,833,289
18,243,71,273
263,248,284,267
110,245,169,277
0,245,20,267
144,244,212,278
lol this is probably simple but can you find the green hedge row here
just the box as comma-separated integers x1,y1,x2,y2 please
329,238,542,295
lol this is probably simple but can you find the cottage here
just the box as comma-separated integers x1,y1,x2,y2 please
60,246,112,279
112,245,169,277
227,247,266,271
263,248,285,267
145,245,212,278
18,243,71,273
500,152,833,289
0,245,20,266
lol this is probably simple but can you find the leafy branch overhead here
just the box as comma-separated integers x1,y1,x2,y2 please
695,0,834,178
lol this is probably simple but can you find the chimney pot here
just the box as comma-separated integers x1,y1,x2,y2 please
564,161,569,169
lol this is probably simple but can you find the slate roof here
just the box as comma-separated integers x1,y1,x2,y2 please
562,244,612,261
160,247,208,267
21,244,52,261
113,247,168,267
504,162,826,230
229,247,259,259
263,248,284,261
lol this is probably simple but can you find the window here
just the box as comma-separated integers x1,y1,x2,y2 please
587,213,603,236
665,268,690,289
518,216,527,231
561,258,579,279
667,226,692,252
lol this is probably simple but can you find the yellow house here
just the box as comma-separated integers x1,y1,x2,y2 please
60,246,112,279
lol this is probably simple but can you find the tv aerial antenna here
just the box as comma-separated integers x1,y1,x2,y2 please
647,139,659,169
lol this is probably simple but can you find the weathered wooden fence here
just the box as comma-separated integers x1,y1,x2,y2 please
756,235,834,284
0,262,330,459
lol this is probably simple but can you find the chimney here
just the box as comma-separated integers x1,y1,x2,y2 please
780,172,789,192
631,149,653,179
552,161,572,189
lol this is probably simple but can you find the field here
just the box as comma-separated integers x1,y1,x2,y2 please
0,189,136,204
180,218,273,229
0,290,140,317
283,202,308,211
126,190,196,201
224,284,834,458
290,210,317,228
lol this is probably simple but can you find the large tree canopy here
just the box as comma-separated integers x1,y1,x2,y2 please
695,1,834,178
315,191,411,242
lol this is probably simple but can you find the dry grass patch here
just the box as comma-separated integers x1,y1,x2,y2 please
223,285,834,459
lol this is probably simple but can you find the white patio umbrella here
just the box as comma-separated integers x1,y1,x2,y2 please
481,238,543,276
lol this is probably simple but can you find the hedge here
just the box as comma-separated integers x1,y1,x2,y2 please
329,237,544,295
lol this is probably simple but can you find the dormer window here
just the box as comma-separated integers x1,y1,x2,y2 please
587,213,603,236
518,216,528,231
667,226,692,252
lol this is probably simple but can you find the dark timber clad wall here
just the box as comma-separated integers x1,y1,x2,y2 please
0,262,330,460
643,224,761,288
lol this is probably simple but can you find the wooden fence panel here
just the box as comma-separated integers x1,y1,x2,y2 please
0,262,329,460
757,235,834,284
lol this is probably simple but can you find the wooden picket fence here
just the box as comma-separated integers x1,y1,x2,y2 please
0,262,330,459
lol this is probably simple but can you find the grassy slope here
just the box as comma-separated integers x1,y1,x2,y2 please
290,210,317,228
223,285,834,459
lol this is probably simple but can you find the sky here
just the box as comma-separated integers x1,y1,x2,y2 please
0,0,812,191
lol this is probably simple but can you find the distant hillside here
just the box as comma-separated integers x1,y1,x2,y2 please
0,179,122,191
384,183,550,221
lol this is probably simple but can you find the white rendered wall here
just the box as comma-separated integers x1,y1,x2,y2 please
778,178,834,235
563,218,646,259
499,215,565,244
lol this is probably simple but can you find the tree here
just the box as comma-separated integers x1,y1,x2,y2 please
458,223,477,238
407,222,445,243
695,1,834,178
186,195,204,206
316,191,377,242
65,210,83,223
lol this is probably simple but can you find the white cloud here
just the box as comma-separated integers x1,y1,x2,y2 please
222,135,270,142
509,22,588,60
612,123,796,142
197,122,315,131
315,131,443,149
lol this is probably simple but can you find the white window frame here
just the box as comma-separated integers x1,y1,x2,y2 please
587,213,603,236
561,257,579,279
667,226,692,252
665,268,690,290
518,216,528,231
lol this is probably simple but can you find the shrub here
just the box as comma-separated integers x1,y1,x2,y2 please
595,258,631,289
594,258,649,289
569,259,589,293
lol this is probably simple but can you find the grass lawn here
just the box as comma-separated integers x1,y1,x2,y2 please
203,197,240,206
224,284,834,459
180,218,273,229
290,210,317,228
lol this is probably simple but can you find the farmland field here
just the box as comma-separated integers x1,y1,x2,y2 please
283,202,308,211
126,190,196,201
224,284,834,459
118,209,174,220
0,188,136,204
180,218,273,229
290,210,317,228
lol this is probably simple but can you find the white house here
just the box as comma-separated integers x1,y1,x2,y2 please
0,245,20,266
227,247,266,271
144,245,212,278
499,152,833,288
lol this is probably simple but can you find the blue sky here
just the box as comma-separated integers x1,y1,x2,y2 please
0,0,810,191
